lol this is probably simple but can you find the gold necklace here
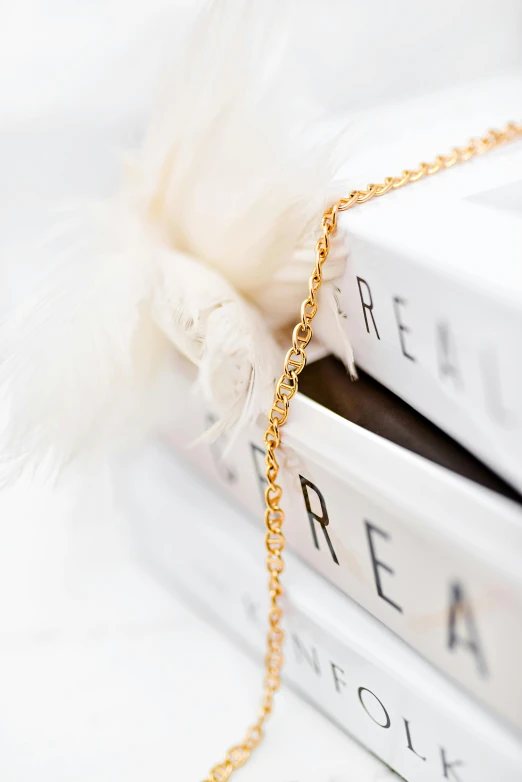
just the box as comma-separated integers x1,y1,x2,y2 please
204,120,522,782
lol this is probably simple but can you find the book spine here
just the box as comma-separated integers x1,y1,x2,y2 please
314,214,522,492
161,364,522,732
120,444,522,782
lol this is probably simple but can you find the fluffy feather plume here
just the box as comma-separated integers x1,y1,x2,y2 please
0,1,352,479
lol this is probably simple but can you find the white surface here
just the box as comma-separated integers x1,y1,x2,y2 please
0,479,384,782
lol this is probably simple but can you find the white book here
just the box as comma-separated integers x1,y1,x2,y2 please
115,441,522,782
160,357,522,733
314,68,522,492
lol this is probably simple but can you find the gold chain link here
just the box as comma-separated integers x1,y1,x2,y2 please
204,120,522,782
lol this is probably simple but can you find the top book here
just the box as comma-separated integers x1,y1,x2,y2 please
315,68,522,492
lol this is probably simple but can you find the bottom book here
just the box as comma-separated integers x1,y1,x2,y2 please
114,440,522,782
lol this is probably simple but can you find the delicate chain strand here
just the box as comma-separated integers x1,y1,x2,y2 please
204,120,522,782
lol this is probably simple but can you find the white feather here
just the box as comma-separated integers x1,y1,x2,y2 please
0,1,353,479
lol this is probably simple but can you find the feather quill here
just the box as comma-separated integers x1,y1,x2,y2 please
0,1,353,479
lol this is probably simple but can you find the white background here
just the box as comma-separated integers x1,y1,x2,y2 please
0,2,520,780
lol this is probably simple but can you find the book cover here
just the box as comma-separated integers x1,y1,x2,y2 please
314,68,522,491
116,440,522,782
161,356,522,732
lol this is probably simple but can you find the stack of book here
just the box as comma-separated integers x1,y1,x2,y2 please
117,72,522,781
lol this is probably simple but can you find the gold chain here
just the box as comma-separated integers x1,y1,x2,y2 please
204,120,522,782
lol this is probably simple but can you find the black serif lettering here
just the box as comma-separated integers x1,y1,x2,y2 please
448,581,488,677
365,521,403,613
358,687,391,728
330,662,347,693
356,277,380,339
300,476,339,565
440,747,464,781
393,296,415,361
292,634,321,676
403,718,426,761
436,322,462,388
